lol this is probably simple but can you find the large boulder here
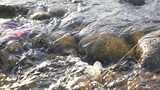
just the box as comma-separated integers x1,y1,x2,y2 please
138,30,160,72
79,32,130,64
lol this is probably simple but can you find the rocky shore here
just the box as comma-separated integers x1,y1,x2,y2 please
0,0,160,89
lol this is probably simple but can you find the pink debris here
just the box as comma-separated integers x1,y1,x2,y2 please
14,31,27,37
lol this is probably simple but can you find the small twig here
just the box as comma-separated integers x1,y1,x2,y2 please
100,43,138,81
119,43,138,62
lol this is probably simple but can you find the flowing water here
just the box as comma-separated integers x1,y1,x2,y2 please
0,0,160,90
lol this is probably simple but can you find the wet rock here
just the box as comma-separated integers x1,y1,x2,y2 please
49,32,77,55
49,7,66,18
51,56,104,90
86,61,102,80
120,23,160,45
30,12,50,20
0,73,10,87
6,40,23,53
0,5,28,18
79,32,130,64
0,51,10,72
16,6,29,16
0,5,17,18
138,30,160,72
98,61,136,90
128,71,160,90
124,0,145,6
29,5,50,20
54,34,76,48
71,0,82,3
32,33,50,48
4,56,90,90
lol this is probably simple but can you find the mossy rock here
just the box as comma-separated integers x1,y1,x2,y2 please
79,32,130,62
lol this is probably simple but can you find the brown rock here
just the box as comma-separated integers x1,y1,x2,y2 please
79,32,130,62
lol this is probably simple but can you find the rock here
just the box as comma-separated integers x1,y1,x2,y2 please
127,71,160,90
32,33,50,48
124,0,145,6
86,61,102,80
0,5,17,18
6,56,90,90
16,6,29,16
0,73,9,87
79,32,130,64
71,0,82,3
30,12,50,20
0,5,28,18
51,56,104,90
6,40,23,53
138,30,160,72
102,65,130,89
120,23,160,46
49,32,77,55
54,34,76,48
49,7,66,18
29,5,50,20
0,51,10,72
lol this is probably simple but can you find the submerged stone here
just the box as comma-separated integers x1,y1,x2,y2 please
0,5,28,18
79,32,130,64
0,5,17,18
49,33,77,55
49,7,66,18
124,0,145,6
